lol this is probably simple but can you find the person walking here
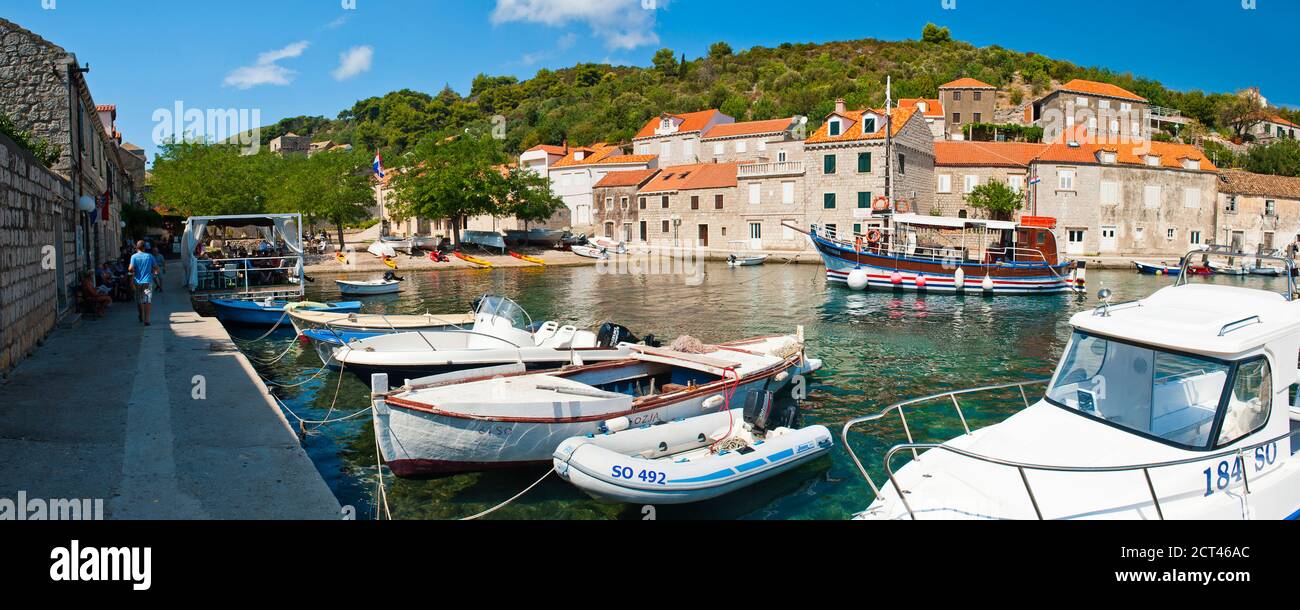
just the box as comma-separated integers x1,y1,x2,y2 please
128,241,158,326
152,246,166,294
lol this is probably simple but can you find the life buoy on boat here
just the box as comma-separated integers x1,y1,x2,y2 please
872,196,890,212
896,201,912,214
866,229,882,244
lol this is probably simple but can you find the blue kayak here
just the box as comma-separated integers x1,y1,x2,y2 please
211,300,363,326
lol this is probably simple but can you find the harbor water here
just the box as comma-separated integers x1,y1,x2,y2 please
228,262,1288,520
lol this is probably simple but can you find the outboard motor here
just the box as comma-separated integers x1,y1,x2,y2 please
596,322,659,348
383,271,405,282
744,390,775,433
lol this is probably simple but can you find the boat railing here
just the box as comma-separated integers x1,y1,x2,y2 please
843,379,1300,520
196,255,302,293
817,228,1057,267
1178,247,1297,301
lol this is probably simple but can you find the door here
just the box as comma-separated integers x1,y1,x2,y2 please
1099,226,1118,253
1066,229,1086,255
577,204,591,226
639,221,647,242
698,224,709,248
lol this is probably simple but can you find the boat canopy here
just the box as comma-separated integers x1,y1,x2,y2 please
182,213,305,299
892,213,1018,232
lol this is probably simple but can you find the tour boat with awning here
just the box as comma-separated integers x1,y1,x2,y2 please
799,214,1084,295
844,250,1300,520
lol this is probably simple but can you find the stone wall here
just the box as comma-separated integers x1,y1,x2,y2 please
0,130,77,375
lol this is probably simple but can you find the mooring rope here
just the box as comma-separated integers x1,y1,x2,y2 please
271,393,373,427
248,336,301,366
260,359,332,388
460,469,555,521
231,310,291,344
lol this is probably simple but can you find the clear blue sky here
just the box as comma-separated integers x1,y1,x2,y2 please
6,0,1295,165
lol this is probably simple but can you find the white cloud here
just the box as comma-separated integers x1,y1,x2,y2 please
519,32,578,66
491,0,663,50
224,41,309,89
332,45,374,81
325,15,350,29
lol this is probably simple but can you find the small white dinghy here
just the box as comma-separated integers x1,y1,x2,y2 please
571,245,609,260
336,278,403,296
554,408,832,504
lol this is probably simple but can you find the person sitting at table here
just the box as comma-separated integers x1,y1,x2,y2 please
80,271,112,317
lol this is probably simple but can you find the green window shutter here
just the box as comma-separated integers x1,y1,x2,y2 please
853,223,862,235
824,154,836,174
824,193,836,209
829,122,841,136
858,152,872,173
863,118,876,133
857,192,869,208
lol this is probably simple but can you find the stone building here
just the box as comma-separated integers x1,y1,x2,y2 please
1215,170,1300,255
933,141,1046,217
269,132,310,155
592,168,660,242
631,109,732,165
698,117,805,164
0,17,135,306
1030,79,1151,145
1031,140,1218,257
547,144,657,227
897,98,946,140
803,101,936,240
636,163,740,249
1245,113,1299,143
938,78,996,140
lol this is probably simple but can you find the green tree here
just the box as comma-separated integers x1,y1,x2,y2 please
708,42,733,60
268,150,375,245
389,134,510,246
503,167,565,227
149,140,275,216
652,48,678,76
965,180,1024,220
921,23,952,44
1219,96,1266,139
1244,139,1300,177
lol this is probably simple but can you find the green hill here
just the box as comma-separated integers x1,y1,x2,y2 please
257,26,1300,160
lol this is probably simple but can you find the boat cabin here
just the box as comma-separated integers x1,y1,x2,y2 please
837,213,1061,266
849,279,1300,519
182,214,305,301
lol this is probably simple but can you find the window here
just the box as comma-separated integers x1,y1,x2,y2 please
749,222,762,240
736,140,748,154
1109,120,1120,134
777,149,788,162
824,193,836,209
862,117,876,133
829,120,841,137
973,113,982,123
857,192,872,209
1058,169,1076,190
660,141,671,161
953,91,963,101
937,174,952,193
715,194,724,210
1227,196,1238,213
1146,156,1161,167
1120,103,1132,113
952,112,961,124
683,140,695,159
1144,185,1161,208
1076,96,1088,107
897,153,906,175
605,197,614,210
1008,175,1025,193
749,183,761,205
782,181,795,204
825,223,837,237
757,140,767,152
1131,121,1141,135
1166,228,1176,240
1099,100,1111,110
714,143,725,156
853,223,862,235
691,196,699,210
1047,332,1234,449
1183,188,1200,209
973,91,982,102
824,154,837,174
1190,230,1202,245
1217,358,1272,447
1266,200,1277,217
857,152,872,173
963,175,979,194
662,220,670,233
661,195,669,209
639,197,646,210
1100,181,1120,205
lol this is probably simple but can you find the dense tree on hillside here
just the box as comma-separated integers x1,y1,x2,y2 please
922,23,952,44
652,48,678,77
709,42,733,60
1244,140,1300,177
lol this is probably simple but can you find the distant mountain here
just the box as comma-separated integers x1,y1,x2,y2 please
254,30,1300,158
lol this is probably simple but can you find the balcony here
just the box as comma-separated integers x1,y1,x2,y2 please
738,160,805,178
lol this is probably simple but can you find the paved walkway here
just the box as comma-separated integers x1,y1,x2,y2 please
0,271,341,519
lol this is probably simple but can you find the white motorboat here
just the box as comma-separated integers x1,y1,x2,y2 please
590,237,627,254
370,332,816,477
411,236,441,251
367,241,398,259
336,278,403,296
288,310,476,336
1250,265,1284,277
571,245,608,260
332,295,652,385
554,408,832,504
1208,262,1249,276
847,252,1300,520
727,254,769,267
380,236,415,253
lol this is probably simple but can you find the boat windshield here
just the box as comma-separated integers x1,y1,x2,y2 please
1045,332,1233,448
475,295,532,331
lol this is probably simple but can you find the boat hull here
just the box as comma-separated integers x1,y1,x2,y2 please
811,233,1079,295
335,280,402,296
1134,262,1181,276
211,300,362,326
374,355,804,476
344,348,632,387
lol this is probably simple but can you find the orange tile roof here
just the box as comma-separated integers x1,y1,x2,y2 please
525,144,569,155
638,163,737,193
634,109,727,139
805,107,918,145
1058,79,1147,102
1259,114,1298,128
1037,140,1216,171
1219,170,1300,199
701,117,795,139
96,104,116,112
897,98,944,118
550,144,618,167
594,168,661,188
935,141,1049,167
939,78,995,90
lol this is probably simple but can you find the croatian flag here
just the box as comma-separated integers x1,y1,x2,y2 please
373,154,385,178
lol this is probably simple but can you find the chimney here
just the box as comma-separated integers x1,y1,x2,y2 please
834,99,847,114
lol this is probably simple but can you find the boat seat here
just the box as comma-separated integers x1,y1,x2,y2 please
541,326,579,349
533,321,560,344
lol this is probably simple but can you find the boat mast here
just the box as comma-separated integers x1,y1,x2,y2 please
885,76,893,214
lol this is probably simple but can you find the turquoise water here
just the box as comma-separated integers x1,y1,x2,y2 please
228,264,1286,520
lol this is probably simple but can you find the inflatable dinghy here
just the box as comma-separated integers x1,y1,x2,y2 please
553,408,832,505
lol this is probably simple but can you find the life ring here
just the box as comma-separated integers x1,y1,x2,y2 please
867,229,882,244
871,196,890,212
896,201,912,214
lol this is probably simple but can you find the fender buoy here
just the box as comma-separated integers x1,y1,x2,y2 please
915,275,927,289
847,269,870,291
954,267,966,290
982,275,995,292
891,272,904,286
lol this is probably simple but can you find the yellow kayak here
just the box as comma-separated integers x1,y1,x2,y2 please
455,252,493,268
336,253,348,265
383,256,399,270
510,252,546,266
